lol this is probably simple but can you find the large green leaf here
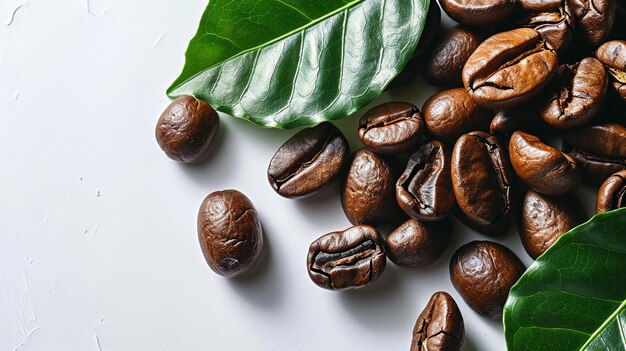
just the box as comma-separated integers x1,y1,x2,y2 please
167,0,429,129
504,208,626,351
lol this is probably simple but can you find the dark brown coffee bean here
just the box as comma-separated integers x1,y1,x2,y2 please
423,27,485,87
595,40,626,102
451,132,513,230
410,291,465,351
540,58,608,129
396,141,455,221
463,28,559,109
490,105,542,145
268,122,348,199
519,189,587,259
423,88,492,142
198,190,263,278
571,0,616,46
515,0,575,54
510,131,581,195
450,241,526,320
342,148,401,226
596,170,626,213
155,96,219,163
385,218,452,268
358,102,424,155
439,0,515,26
307,225,386,290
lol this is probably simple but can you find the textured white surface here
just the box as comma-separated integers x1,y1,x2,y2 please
0,1,599,350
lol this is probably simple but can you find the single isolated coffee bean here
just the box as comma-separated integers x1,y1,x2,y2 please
396,141,455,221
519,189,587,259
490,105,542,145
268,122,349,199
439,0,514,26
197,190,263,278
463,28,559,110
423,88,492,142
410,291,465,351
450,241,526,320
307,225,386,290
514,0,575,54
595,40,626,102
596,170,626,213
540,58,608,129
562,123,626,185
358,102,424,155
509,131,581,195
451,132,513,231
155,96,219,163
385,218,452,268
571,0,616,47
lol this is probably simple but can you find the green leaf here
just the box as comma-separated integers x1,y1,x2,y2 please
504,208,626,351
167,0,429,129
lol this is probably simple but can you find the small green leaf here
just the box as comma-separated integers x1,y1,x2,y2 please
168,0,429,129
504,208,626,351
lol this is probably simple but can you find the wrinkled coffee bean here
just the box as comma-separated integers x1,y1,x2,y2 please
519,189,587,259
439,0,515,26
452,132,513,230
307,225,386,290
385,218,452,268
268,122,349,198
155,96,219,163
510,131,581,195
595,40,626,102
358,102,424,154
463,28,559,109
450,241,526,320
515,0,575,54
571,0,616,47
541,58,608,129
423,27,485,86
423,88,492,142
596,170,626,213
198,190,263,278
410,291,465,351
490,105,542,145
396,142,455,221
342,148,401,226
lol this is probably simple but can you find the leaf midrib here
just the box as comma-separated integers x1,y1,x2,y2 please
579,299,626,350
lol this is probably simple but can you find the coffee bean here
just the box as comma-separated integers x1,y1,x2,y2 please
595,40,626,102
385,218,452,268
463,28,559,109
358,102,424,155
519,189,587,259
562,123,626,185
571,0,616,47
155,96,219,163
268,122,349,199
540,58,608,129
509,131,581,195
451,132,513,231
439,0,515,26
450,241,526,320
410,291,465,351
596,170,626,213
514,0,575,54
307,225,386,290
396,141,455,221
198,190,263,278
490,105,542,145
423,88,492,142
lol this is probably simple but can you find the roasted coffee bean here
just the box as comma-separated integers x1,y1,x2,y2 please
595,40,626,102
439,0,515,26
423,27,485,86
268,122,349,199
562,123,626,185
396,141,455,221
490,105,542,145
510,131,581,195
463,28,559,109
423,88,492,142
385,218,452,268
596,170,626,213
540,58,608,129
342,148,401,226
307,225,386,290
451,132,513,230
358,102,424,155
571,0,616,47
450,241,526,320
198,190,263,278
515,0,575,54
155,96,219,163
519,189,587,259
410,291,465,351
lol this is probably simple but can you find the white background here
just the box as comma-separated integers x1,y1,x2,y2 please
0,1,598,350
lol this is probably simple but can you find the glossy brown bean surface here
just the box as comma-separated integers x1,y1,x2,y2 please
515,0,575,54
439,0,515,26
571,0,616,46
596,170,626,213
596,40,626,102
358,102,424,155
410,291,465,351
385,218,452,268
